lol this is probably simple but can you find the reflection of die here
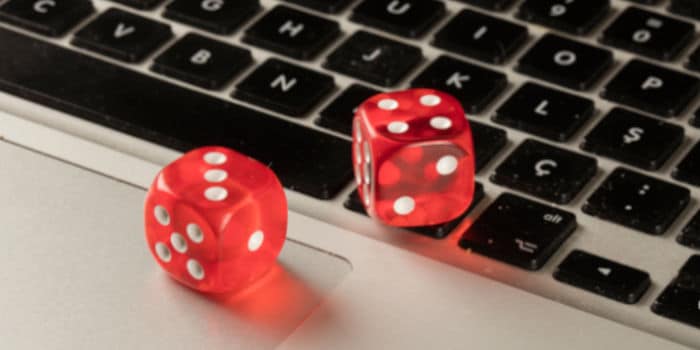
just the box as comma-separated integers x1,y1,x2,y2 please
353,89,476,227
144,147,287,293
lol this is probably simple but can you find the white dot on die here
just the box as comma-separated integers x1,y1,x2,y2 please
436,155,459,176
248,230,265,252
170,233,187,253
154,205,170,226
204,187,228,201
378,99,399,110
393,196,416,216
155,242,171,263
387,121,409,134
203,152,227,165
187,223,204,243
187,259,205,280
430,116,452,130
204,169,228,183
420,94,441,107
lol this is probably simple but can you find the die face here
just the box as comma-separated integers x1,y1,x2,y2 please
360,89,468,142
375,142,475,226
353,89,475,227
144,147,287,293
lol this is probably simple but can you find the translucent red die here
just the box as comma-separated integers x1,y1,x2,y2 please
353,89,476,227
144,147,287,293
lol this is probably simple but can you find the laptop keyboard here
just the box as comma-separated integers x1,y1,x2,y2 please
1,0,700,343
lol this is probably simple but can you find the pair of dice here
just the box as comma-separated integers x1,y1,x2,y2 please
144,89,475,293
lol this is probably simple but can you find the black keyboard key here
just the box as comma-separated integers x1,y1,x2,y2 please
72,9,173,63
517,34,612,91
234,58,335,117
554,250,651,304
679,211,700,249
601,7,694,61
0,27,351,199
652,255,700,328
282,0,354,14
602,59,700,117
433,9,528,64
0,0,94,37
350,0,445,38
491,139,597,204
471,121,507,172
316,84,380,135
493,82,594,142
243,5,340,60
152,33,252,90
669,0,700,21
109,0,163,9
686,45,700,73
583,168,690,235
517,0,610,35
582,108,684,170
673,141,700,187
164,0,260,35
411,55,507,114
455,0,515,11
459,193,576,270
345,183,485,239
324,31,422,87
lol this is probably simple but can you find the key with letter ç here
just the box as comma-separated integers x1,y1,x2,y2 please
491,139,597,204
459,193,577,270
0,27,352,200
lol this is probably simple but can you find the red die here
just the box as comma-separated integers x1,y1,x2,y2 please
353,89,476,227
144,147,287,293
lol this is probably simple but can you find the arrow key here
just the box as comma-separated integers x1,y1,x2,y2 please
554,250,651,304
652,255,700,328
